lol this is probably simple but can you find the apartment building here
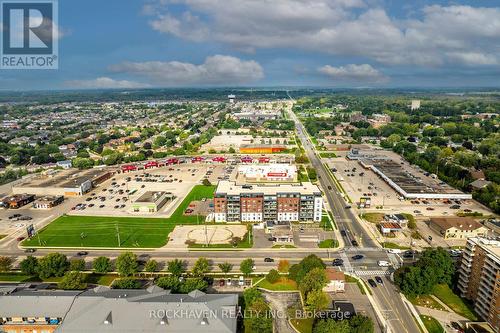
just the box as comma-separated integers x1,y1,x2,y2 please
458,237,500,332
214,181,323,223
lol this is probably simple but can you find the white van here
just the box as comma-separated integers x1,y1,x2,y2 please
377,260,390,267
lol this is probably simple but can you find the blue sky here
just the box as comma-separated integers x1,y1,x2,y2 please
1,0,500,90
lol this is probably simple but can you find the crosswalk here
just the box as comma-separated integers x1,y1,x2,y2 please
354,270,392,276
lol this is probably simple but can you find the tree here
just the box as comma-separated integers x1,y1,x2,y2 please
116,252,138,277
167,259,185,277
192,257,210,277
112,277,141,289
58,271,87,290
266,269,280,284
179,278,208,293
246,298,273,333
349,315,374,333
243,287,264,307
218,262,233,274
92,257,111,274
299,267,328,296
0,256,13,272
69,259,86,271
93,256,112,273
156,276,181,292
240,258,255,276
306,289,329,311
20,256,38,275
37,253,69,279
313,319,351,333
201,178,212,186
289,254,325,284
144,259,159,274
277,260,290,274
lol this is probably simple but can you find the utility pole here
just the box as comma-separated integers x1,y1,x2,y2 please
115,224,121,247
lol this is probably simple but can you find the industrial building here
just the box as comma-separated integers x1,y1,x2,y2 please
458,238,500,332
237,163,297,182
131,191,174,213
214,180,323,223
0,286,238,333
12,168,115,197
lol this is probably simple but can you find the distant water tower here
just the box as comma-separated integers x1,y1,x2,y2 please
228,94,236,104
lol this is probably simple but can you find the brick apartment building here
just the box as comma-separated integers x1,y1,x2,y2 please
213,181,323,223
458,237,500,332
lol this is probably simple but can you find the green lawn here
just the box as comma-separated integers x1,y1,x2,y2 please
420,315,444,333
432,284,478,320
290,318,314,333
319,152,337,158
0,272,39,282
381,242,410,250
318,239,339,248
0,272,117,286
256,278,298,291
23,185,216,248
361,213,384,223
410,295,447,311
272,244,296,248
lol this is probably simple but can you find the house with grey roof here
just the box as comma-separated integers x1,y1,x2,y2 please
0,285,238,333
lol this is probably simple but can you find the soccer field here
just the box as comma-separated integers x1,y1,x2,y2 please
23,185,216,248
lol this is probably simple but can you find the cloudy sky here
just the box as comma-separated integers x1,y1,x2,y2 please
2,0,500,90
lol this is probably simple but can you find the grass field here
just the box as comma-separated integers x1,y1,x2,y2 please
410,295,447,311
319,152,337,158
23,185,216,248
420,315,444,333
256,277,298,291
432,284,478,320
290,318,314,333
318,239,339,248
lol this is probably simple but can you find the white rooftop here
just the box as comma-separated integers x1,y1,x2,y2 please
215,180,321,196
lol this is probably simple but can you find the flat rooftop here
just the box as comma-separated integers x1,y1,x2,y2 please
16,168,113,189
135,191,172,203
215,180,321,196
360,158,467,196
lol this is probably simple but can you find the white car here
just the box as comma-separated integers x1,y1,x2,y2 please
377,260,390,267
387,249,402,254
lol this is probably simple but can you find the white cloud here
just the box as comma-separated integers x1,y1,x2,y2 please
318,64,388,83
65,77,150,89
144,1,500,67
109,55,264,85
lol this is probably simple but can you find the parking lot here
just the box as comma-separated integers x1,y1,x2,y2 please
325,151,489,217
67,164,228,218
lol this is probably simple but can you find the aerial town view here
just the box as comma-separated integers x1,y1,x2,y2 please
0,1,499,333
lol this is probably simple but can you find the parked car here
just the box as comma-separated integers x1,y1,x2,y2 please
375,276,383,284
264,257,274,262
77,251,88,256
25,248,36,253
367,279,377,287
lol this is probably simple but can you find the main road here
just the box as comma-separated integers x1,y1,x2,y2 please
285,94,420,333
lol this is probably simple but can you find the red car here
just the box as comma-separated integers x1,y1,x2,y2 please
16,236,25,242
